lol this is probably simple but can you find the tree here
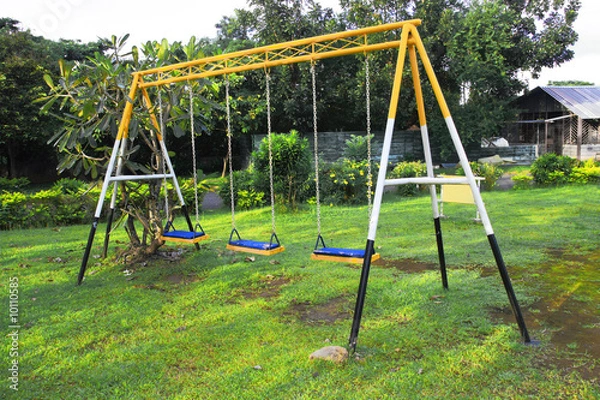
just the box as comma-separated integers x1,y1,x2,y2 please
0,18,104,180
216,0,360,134
440,0,580,158
41,35,218,260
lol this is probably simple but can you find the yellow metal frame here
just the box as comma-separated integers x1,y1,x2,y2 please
310,252,380,264
116,19,424,140
226,244,286,256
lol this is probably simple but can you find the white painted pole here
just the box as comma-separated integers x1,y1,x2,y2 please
108,137,128,209
419,125,441,218
367,119,395,241
94,139,122,218
160,139,185,206
445,117,494,235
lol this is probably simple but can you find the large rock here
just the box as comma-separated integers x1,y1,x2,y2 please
309,346,349,363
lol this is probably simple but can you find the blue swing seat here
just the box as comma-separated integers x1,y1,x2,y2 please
313,247,366,258
311,235,380,264
228,239,281,251
226,229,285,256
162,230,207,240
161,222,209,244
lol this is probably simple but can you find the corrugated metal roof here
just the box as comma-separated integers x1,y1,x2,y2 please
540,86,600,119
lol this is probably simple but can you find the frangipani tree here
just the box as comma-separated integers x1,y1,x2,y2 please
41,35,218,260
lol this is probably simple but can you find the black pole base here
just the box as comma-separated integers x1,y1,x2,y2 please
348,239,376,353
487,233,532,343
433,217,448,289
78,218,99,286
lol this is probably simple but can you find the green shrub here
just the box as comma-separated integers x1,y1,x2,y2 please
530,153,576,185
219,168,263,210
319,159,372,204
237,189,266,210
0,191,29,229
388,161,427,196
0,177,30,192
456,161,503,190
343,134,376,161
52,178,86,194
569,159,600,184
0,187,96,230
511,172,533,190
252,130,312,208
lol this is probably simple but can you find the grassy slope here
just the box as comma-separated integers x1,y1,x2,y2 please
1,185,598,399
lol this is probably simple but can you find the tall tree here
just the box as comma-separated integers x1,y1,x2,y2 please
338,0,581,158
0,18,104,180
41,35,218,259
439,0,580,158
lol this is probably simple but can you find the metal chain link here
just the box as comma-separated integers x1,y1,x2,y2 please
158,92,169,220
311,62,321,236
265,71,276,234
226,77,236,229
189,85,200,224
365,55,373,218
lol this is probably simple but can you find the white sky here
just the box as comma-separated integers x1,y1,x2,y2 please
4,0,599,89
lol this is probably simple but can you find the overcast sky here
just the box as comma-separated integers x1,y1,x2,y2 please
4,0,599,89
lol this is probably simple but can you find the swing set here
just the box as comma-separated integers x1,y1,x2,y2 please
77,19,533,351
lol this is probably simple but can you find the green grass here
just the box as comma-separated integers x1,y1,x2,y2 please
1,185,599,399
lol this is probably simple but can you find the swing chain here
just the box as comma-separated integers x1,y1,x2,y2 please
158,91,170,221
311,62,321,236
365,55,373,217
226,77,236,229
266,70,276,234
189,84,200,225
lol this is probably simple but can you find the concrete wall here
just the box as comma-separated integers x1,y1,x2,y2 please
470,145,538,164
253,130,424,163
253,132,543,165
563,144,600,160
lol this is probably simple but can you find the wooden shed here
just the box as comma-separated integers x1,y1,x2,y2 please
509,86,600,160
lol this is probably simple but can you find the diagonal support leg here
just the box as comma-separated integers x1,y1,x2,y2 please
348,239,376,352
488,234,532,343
434,217,448,289
78,218,99,285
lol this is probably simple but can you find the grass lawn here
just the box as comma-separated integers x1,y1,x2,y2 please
2,185,599,399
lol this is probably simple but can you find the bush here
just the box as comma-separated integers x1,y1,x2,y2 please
511,172,533,190
530,153,576,185
219,167,266,210
0,177,30,192
252,130,312,208
0,187,96,230
52,178,86,194
343,134,376,161
0,191,29,229
456,161,503,190
237,189,265,210
570,159,600,184
388,161,427,196
319,159,372,204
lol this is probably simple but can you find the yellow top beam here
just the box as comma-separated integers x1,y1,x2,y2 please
136,19,421,88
